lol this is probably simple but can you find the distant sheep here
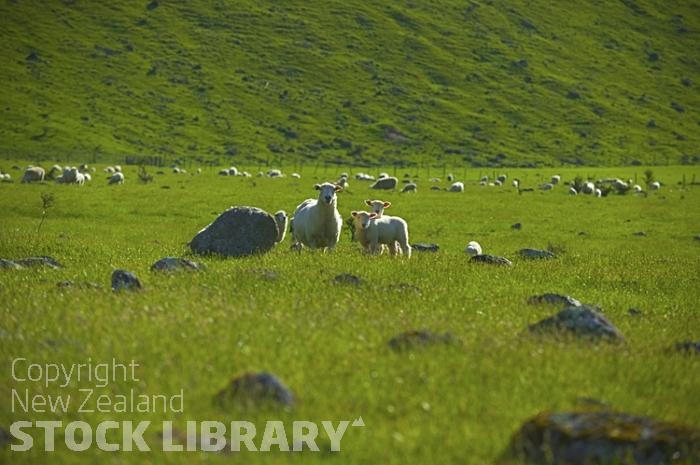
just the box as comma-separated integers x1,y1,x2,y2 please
464,241,483,256
370,176,398,190
350,211,411,258
512,179,520,189
540,183,554,191
401,182,417,193
448,181,464,192
365,199,391,217
551,175,561,185
273,210,289,243
581,182,595,195
497,174,507,184
290,182,343,252
108,172,125,185
569,187,578,195
595,188,602,197
21,166,45,183
650,181,661,190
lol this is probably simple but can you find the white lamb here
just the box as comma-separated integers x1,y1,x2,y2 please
290,182,343,252
273,210,289,243
650,181,661,190
448,181,464,192
464,241,483,256
108,172,125,185
551,175,561,185
350,211,411,258
365,199,391,217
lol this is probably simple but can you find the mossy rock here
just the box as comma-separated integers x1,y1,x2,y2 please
214,372,294,409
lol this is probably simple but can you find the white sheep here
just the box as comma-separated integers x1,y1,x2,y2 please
632,184,643,193
290,182,343,252
650,181,661,190
21,166,45,183
108,172,125,185
512,179,520,189
569,187,578,195
448,181,464,192
365,199,391,217
350,211,411,258
497,174,507,184
464,241,483,256
581,182,595,195
401,182,417,193
370,176,398,190
273,210,289,243
595,188,602,197
551,175,561,185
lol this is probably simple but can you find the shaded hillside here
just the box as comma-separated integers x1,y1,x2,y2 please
0,0,698,167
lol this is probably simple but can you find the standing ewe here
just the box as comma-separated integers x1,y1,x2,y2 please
290,183,343,252
350,211,411,258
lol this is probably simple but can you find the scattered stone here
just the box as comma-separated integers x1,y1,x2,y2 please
470,254,513,266
249,268,279,281
511,222,522,230
57,280,100,289
0,259,21,269
189,206,279,257
333,273,361,286
673,341,700,355
518,248,556,259
388,283,421,294
527,293,582,308
14,256,63,269
694,234,700,241
528,305,624,342
150,257,204,272
111,269,142,291
411,243,439,252
628,307,643,317
214,372,294,408
633,231,647,237
500,410,700,465
388,330,455,351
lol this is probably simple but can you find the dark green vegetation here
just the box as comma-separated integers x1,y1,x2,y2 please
1,1,699,167
1,164,699,463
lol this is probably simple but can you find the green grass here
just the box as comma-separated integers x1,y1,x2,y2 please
0,1,699,167
0,163,699,463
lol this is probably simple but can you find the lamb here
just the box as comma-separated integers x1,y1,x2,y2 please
448,181,464,192
464,241,483,256
365,199,391,217
350,211,411,258
551,175,561,185
650,181,661,190
273,210,289,243
21,166,45,183
108,172,125,185
290,182,343,252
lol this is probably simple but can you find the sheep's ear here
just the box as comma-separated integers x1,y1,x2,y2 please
364,199,372,206
351,211,358,217
314,184,321,190
334,184,343,192
369,212,378,219
383,201,391,208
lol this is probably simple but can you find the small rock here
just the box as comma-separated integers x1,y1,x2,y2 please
150,257,204,272
518,248,556,259
111,269,142,291
627,307,643,317
470,254,513,266
411,243,439,252
0,259,21,269
632,231,646,236
527,293,582,308
0,427,13,447
214,372,294,408
694,234,700,241
388,330,455,351
500,410,700,465
333,273,361,286
387,283,421,294
511,222,522,230
673,341,700,355
57,280,100,289
14,256,63,269
189,206,279,257
528,305,624,342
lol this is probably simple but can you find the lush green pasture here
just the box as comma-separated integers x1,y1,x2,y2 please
1,164,699,464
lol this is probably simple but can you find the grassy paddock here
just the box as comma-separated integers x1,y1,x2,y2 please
1,163,699,464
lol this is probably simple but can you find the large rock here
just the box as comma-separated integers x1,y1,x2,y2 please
14,256,63,269
528,305,623,342
189,206,279,257
111,269,142,291
214,372,294,408
528,293,582,308
500,410,700,465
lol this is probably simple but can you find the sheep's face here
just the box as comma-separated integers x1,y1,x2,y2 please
465,241,482,256
364,199,391,215
315,183,341,204
351,211,377,229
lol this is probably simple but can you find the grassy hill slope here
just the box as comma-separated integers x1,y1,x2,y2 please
0,0,699,167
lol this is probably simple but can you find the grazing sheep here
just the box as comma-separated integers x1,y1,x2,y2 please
448,181,464,192
650,181,661,190
104,166,115,173
365,199,391,217
83,173,92,182
447,173,454,182
497,174,507,184
114,165,122,172
21,166,45,183
401,182,417,193
480,175,489,184
355,172,375,181
378,172,389,179
595,188,602,197
290,182,343,252
350,211,411,258
540,183,554,191
581,182,596,195
569,187,578,195
108,172,125,185
551,175,561,185
464,241,483,256
370,176,398,190
632,184,643,193
291,173,301,179
268,169,283,178
47,165,63,180
273,210,289,243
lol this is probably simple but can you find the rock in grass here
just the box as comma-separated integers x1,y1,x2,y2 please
518,248,555,259
14,256,63,269
111,269,142,291
150,257,204,272
0,426,13,447
214,372,294,408
499,410,700,465
388,330,455,351
411,243,439,252
528,305,623,342
333,273,362,286
470,254,513,266
0,259,22,269
673,341,700,356
527,293,582,308
189,206,278,257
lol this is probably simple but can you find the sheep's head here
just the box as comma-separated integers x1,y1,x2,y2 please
364,199,391,216
464,241,482,256
315,182,342,204
351,211,377,229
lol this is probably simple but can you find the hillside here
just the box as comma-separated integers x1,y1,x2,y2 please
0,0,698,167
